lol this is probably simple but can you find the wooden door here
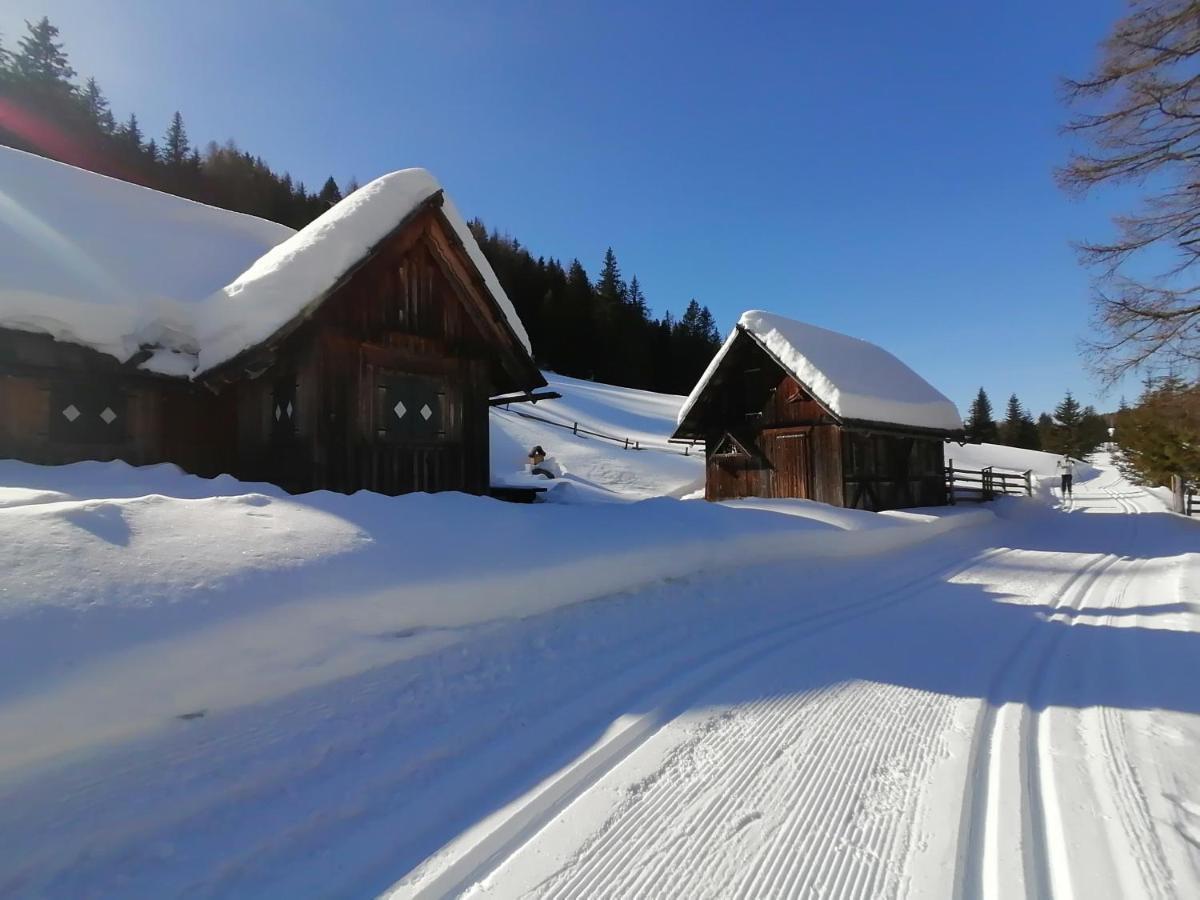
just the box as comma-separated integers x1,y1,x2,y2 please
767,429,811,499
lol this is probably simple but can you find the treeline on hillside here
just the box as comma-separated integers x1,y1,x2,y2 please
0,18,349,228
468,233,721,393
0,17,724,393
963,388,1110,460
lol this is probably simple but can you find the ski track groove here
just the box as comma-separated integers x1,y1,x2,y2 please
415,547,1007,899
953,544,1122,900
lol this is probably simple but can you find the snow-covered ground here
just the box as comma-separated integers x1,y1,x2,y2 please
1,376,1197,898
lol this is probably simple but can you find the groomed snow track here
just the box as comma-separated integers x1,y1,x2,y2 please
388,465,1199,900
2,461,1196,899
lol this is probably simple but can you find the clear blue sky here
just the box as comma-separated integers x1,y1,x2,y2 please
2,0,1136,416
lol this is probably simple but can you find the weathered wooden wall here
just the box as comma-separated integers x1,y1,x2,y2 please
0,207,533,499
0,331,213,470
841,432,946,510
221,212,500,495
696,343,948,510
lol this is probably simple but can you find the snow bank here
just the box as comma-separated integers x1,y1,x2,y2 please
0,146,293,363
679,310,963,432
198,169,530,371
0,148,529,374
0,459,991,770
491,372,703,500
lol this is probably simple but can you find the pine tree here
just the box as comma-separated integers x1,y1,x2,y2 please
119,112,143,150
144,138,159,164
318,176,342,207
80,76,114,132
998,394,1039,449
627,275,648,316
965,388,999,443
1114,375,1200,486
163,111,189,167
15,17,75,88
344,176,360,195
1046,390,1105,459
595,247,626,305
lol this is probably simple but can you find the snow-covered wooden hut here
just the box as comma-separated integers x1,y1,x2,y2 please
672,311,963,510
0,147,544,495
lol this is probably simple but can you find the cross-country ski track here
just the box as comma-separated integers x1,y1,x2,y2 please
390,465,1199,900
1,461,1197,899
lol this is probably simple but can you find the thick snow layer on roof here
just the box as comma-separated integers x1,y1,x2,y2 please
679,310,963,432
197,168,531,371
0,148,531,375
0,146,294,364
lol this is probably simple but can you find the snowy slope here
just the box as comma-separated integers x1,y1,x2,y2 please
491,372,704,500
679,310,963,432
951,441,1102,481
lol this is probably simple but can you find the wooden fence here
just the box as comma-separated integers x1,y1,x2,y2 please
945,460,1032,504
1170,474,1197,516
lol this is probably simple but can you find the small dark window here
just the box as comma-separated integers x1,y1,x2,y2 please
49,382,127,443
271,379,297,441
377,374,447,442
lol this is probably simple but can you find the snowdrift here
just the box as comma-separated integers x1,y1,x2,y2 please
0,458,991,770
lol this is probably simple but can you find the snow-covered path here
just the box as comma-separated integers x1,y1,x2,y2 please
393,465,1200,900
1,462,1197,899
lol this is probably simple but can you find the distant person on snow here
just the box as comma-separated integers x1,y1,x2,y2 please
1057,456,1074,498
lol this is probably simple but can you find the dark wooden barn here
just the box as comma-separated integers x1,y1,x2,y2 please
0,148,544,496
671,311,964,511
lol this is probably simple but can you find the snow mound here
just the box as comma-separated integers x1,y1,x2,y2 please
679,310,963,432
0,146,294,364
0,148,530,375
0,457,989,770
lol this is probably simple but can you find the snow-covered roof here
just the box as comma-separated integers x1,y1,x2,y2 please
0,145,294,368
677,310,963,433
0,147,532,376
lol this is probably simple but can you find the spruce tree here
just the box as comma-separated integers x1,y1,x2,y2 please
965,388,999,443
15,17,75,89
318,176,342,207
628,275,648,316
80,76,114,132
595,247,626,305
163,111,189,167
1052,390,1084,457
120,113,142,150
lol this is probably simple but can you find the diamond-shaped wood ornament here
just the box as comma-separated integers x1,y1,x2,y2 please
99,407,117,425
394,400,407,420
62,404,80,422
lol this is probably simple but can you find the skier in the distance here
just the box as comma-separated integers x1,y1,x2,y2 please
1057,456,1074,499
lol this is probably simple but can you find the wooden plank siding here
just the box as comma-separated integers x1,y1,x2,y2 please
691,334,948,511
0,203,542,499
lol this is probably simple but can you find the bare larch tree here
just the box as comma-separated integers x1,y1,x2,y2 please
1060,0,1200,381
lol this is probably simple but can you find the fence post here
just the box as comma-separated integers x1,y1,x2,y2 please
623,438,629,450
572,422,578,436
982,466,994,502
946,459,955,505
1024,469,1032,497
